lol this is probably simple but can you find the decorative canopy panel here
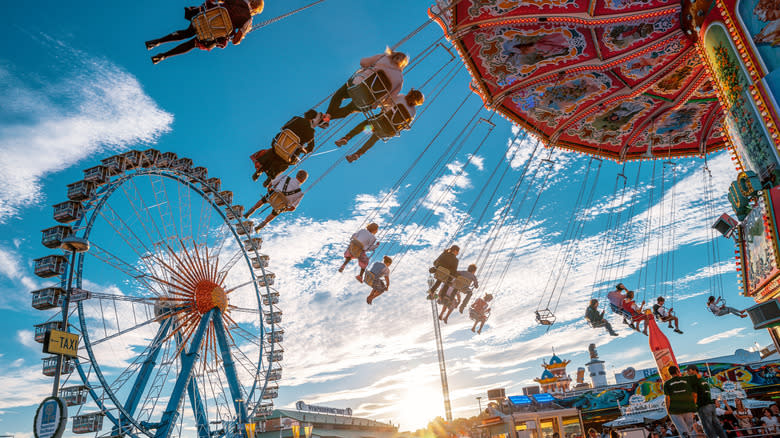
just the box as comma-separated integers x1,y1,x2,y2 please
431,0,727,161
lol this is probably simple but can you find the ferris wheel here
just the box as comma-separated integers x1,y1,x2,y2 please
31,149,283,438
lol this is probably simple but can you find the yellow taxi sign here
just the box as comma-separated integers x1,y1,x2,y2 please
43,329,79,357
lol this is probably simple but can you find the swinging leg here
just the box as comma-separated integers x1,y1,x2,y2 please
326,84,357,120
245,196,268,219
255,211,279,231
338,256,351,273
459,290,473,314
366,288,384,305
146,25,197,49
152,38,199,64
337,120,371,146
441,306,455,324
346,135,379,163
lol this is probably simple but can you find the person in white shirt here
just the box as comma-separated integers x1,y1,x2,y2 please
761,408,779,434
326,50,409,120
245,170,307,230
707,296,747,318
653,297,683,334
338,223,380,280
366,256,393,305
333,90,424,163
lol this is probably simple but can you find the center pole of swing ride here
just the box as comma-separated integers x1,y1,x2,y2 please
429,278,453,422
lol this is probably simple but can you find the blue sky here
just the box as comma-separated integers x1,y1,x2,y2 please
0,1,771,436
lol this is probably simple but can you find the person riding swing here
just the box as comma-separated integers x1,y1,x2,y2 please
250,110,329,186
339,223,380,282
145,0,264,64
427,245,460,300
245,170,307,230
470,293,493,334
334,90,424,163
365,256,392,305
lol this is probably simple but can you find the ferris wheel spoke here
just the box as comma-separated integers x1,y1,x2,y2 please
88,307,183,348
212,313,248,426
88,243,166,297
147,174,180,244
98,201,156,260
177,177,193,243
123,177,168,249
217,248,245,279
195,191,214,246
155,309,214,438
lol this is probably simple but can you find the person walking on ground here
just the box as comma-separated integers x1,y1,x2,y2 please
686,365,727,438
663,365,698,438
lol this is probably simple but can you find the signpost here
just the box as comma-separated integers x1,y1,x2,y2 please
33,396,67,438
43,330,79,357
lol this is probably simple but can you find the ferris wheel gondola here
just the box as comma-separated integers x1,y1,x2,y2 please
30,149,283,437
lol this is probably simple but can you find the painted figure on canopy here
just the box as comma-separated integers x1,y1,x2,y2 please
146,0,264,64
504,33,570,67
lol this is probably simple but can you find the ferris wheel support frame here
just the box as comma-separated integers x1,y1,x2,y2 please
154,309,215,438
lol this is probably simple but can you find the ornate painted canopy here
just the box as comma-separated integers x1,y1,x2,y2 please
431,0,727,161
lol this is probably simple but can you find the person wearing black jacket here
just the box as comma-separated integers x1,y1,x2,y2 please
427,245,459,300
250,110,329,186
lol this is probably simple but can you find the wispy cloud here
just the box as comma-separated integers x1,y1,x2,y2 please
0,38,173,222
698,328,747,345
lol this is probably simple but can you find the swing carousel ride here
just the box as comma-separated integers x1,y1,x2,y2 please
26,0,780,436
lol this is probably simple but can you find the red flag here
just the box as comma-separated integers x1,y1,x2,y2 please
647,310,678,382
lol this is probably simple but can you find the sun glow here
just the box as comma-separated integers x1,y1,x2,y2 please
397,384,443,431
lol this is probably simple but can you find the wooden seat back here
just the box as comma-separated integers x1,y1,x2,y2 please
273,129,303,164
433,266,451,282
268,192,289,211
192,7,233,41
363,270,377,287
452,275,472,291
348,239,364,257
347,70,392,111
368,103,412,140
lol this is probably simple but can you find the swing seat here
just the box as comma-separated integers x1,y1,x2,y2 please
452,275,472,291
192,6,233,42
363,270,377,287
470,308,489,322
273,129,303,165
609,303,633,319
347,70,392,111
368,104,412,141
267,192,289,211
432,266,451,282
535,309,556,326
348,239,364,258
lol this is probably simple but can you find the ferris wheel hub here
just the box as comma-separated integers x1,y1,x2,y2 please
194,280,228,314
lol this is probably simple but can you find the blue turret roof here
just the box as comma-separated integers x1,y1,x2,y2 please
549,354,563,365
541,369,554,379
